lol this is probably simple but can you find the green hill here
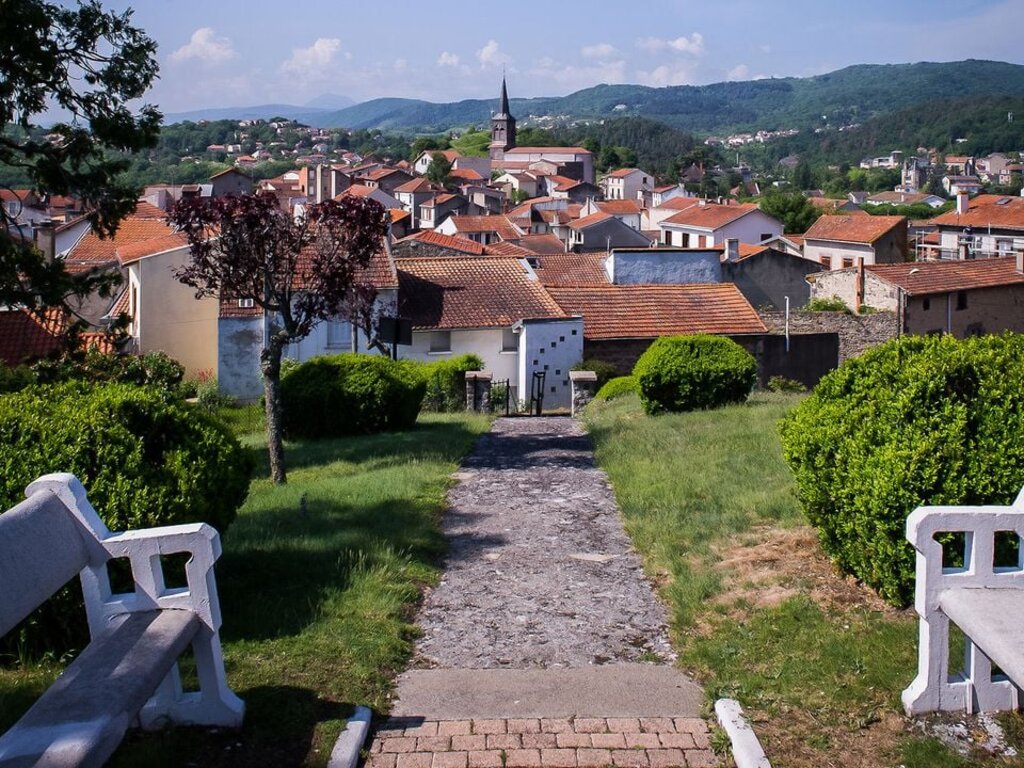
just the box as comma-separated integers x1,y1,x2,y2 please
313,60,1024,135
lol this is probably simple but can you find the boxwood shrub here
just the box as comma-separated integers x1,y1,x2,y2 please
595,375,638,401
0,381,252,656
780,333,1024,606
281,353,426,438
632,335,757,414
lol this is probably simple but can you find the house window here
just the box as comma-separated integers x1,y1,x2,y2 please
956,291,968,311
501,327,517,352
429,330,451,353
237,297,254,309
664,231,673,246
760,233,772,243
326,318,351,349
681,233,690,248
697,235,706,248
922,297,931,311
842,257,854,269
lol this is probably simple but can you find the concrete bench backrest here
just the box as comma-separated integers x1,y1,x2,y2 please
0,490,93,637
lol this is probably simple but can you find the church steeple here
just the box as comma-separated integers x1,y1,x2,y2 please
490,75,516,163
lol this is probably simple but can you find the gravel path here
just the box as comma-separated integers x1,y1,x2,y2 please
413,417,675,669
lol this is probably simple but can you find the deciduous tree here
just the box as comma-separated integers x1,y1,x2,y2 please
169,193,390,484
0,0,160,327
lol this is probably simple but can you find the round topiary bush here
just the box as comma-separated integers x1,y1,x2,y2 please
281,353,427,439
632,335,757,414
780,333,1024,607
0,381,253,657
595,375,638,401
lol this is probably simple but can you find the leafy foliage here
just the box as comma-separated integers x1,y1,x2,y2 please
804,296,851,313
280,354,426,439
572,359,618,390
633,335,757,415
425,151,452,185
418,354,483,412
758,188,821,234
780,334,1024,606
169,191,391,483
0,0,159,327
595,375,637,401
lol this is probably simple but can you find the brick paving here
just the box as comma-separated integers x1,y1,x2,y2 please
367,717,715,768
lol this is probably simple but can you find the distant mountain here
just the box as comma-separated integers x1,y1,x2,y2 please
310,60,1024,136
304,93,356,110
161,103,333,125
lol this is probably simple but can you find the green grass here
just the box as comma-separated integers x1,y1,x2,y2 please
584,392,1010,767
1,410,491,767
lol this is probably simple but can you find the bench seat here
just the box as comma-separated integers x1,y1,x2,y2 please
939,587,1024,686
0,610,200,768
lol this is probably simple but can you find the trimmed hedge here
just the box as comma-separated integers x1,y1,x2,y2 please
0,382,253,656
780,334,1024,606
420,354,483,412
281,354,426,439
633,335,757,414
572,359,618,390
595,375,638,401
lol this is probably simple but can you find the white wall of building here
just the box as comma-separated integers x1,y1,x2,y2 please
517,318,584,411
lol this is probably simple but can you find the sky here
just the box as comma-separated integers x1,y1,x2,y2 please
90,0,1024,113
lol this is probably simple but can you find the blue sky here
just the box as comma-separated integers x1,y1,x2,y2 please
95,0,1024,112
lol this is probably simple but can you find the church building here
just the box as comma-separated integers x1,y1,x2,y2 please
489,78,595,184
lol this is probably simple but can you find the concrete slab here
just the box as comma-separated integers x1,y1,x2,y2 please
392,665,704,719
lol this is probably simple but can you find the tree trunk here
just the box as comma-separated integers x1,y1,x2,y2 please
261,339,287,485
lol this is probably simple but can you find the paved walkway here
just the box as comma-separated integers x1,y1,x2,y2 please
365,418,717,768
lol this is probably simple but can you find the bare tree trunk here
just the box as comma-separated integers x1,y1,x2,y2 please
261,339,287,485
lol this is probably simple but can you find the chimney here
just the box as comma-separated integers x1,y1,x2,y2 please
956,191,969,215
726,238,739,262
855,257,865,310
33,220,55,262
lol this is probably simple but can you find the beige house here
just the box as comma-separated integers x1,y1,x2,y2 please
803,215,908,269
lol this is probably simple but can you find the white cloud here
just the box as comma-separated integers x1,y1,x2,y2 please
635,62,699,87
437,51,460,67
636,33,705,57
727,64,749,81
477,39,512,68
282,38,341,75
529,58,628,91
581,43,618,60
169,28,236,65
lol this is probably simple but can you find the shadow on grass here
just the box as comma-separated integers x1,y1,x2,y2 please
111,685,350,768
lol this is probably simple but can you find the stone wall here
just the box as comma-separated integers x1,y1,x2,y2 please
759,309,898,362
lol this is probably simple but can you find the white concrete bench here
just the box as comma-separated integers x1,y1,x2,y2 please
902,489,1024,715
0,473,244,767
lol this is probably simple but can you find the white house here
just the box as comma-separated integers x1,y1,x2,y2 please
658,202,782,248
602,168,653,201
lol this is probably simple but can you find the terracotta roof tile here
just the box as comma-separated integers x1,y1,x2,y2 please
484,241,533,257
597,200,642,216
449,168,484,182
397,230,487,255
0,309,65,365
546,284,766,339
64,211,179,272
516,234,568,255
444,215,523,241
661,202,762,230
803,214,906,244
655,197,702,211
867,256,1024,295
531,253,609,286
606,168,643,178
931,194,1024,231
506,146,591,155
394,178,437,194
398,257,567,330
569,211,614,231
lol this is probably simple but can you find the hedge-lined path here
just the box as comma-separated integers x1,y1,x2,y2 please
363,417,717,768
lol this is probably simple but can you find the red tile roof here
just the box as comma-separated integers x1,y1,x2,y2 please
397,230,487,255
394,178,437,194
398,257,568,330
655,197,703,212
64,210,181,272
530,253,609,286
546,284,767,340
0,309,65,365
338,184,376,198
661,203,762,230
449,168,485,182
568,211,614,231
606,168,643,178
516,234,568,255
484,241,532,257
867,256,1024,296
803,214,906,244
930,194,1024,231
444,215,523,241
506,146,592,155
597,200,642,216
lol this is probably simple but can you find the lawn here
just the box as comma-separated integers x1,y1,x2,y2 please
585,392,1024,768
0,407,491,767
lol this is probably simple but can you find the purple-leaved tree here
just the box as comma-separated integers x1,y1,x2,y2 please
169,192,390,484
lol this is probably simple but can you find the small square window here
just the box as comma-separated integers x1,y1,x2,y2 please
550,386,556,393
544,364,549,371
571,329,577,336
555,369,561,375
559,336,565,342
429,330,451,353
501,327,517,352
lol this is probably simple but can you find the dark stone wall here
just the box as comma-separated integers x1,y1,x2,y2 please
758,309,898,362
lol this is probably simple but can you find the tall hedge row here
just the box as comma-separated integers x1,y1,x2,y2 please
780,334,1024,606
281,354,426,439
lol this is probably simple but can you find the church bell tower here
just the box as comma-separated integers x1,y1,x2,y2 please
489,75,517,163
